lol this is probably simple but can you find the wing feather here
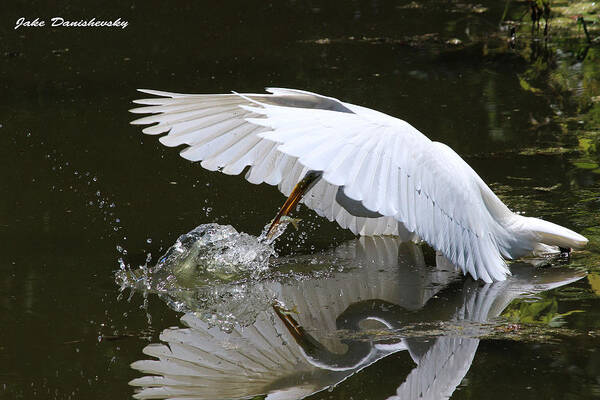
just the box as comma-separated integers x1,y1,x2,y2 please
131,88,513,282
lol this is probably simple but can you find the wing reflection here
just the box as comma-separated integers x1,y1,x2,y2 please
130,237,584,400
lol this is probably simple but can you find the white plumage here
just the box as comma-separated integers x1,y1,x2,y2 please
130,88,588,282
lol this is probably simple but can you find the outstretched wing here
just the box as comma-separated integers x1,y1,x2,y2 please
130,88,511,282
131,88,399,236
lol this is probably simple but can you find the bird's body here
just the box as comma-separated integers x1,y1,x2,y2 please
130,88,587,282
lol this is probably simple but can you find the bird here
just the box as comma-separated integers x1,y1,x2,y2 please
129,87,588,283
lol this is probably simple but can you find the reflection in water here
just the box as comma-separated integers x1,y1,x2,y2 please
129,237,583,400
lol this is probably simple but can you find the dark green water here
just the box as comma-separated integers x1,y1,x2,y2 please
1,1,599,399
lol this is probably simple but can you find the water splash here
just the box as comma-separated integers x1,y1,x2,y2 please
257,216,302,244
158,223,276,284
118,223,278,289
116,221,299,331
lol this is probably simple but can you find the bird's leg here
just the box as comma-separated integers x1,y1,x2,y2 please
272,302,326,354
265,170,321,240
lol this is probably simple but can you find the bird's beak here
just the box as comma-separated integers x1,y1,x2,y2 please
265,171,320,240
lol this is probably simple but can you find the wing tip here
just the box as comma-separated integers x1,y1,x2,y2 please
136,88,180,97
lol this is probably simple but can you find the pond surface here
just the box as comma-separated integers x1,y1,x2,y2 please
1,1,599,399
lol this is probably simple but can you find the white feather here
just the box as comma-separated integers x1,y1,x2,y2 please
130,88,588,282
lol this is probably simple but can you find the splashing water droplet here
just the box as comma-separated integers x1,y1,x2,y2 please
117,223,278,291
257,216,299,245
116,223,285,330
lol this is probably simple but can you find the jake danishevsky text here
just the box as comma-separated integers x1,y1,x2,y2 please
14,17,128,30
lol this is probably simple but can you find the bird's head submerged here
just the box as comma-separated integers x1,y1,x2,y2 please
505,215,588,258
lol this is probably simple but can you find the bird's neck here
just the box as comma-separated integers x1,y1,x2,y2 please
496,214,541,259
477,180,548,259
498,214,587,259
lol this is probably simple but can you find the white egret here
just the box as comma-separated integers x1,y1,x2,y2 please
130,88,588,282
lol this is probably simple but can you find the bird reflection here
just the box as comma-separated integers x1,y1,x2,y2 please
129,237,584,400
